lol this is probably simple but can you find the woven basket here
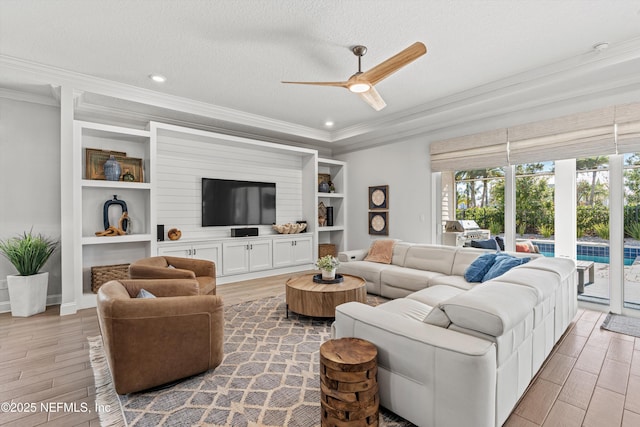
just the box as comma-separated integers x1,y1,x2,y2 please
319,244,337,258
91,263,130,293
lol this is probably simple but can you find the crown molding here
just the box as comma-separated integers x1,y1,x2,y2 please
74,99,332,156
0,87,60,107
0,55,331,142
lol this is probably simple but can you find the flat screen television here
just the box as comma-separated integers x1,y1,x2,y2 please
202,178,276,226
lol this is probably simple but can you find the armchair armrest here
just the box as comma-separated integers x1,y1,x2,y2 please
128,263,196,280
338,249,368,262
164,256,216,278
118,279,200,297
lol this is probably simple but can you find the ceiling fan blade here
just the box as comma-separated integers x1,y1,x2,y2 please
281,80,349,88
358,86,387,111
360,42,427,86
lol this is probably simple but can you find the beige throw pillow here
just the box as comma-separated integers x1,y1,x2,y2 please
364,239,396,264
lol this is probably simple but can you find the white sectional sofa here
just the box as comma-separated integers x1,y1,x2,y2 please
332,242,577,427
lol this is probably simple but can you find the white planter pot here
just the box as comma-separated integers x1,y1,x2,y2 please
321,268,336,280
7,272,49,317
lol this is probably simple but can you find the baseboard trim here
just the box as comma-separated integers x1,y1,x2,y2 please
59,301,78,316
0,294,62,314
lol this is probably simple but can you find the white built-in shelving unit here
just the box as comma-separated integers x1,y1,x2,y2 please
63,119,346,313
317,158,347,253
71,121,155,310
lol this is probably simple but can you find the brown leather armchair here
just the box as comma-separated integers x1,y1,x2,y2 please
128,256,216,295
96,279,224,394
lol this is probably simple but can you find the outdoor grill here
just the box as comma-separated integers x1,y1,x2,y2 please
442,220,491,247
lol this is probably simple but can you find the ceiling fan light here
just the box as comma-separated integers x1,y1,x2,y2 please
349,82,371,93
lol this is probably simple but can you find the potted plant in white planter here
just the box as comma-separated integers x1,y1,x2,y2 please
0,230,59,317
316,254,340,280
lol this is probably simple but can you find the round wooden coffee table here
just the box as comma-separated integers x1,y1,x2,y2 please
285,273,366,318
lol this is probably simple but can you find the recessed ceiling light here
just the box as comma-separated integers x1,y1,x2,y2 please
149,74,166,83
324,121,334,128
593,42,609,52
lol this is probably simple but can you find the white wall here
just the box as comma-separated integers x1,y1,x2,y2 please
0,98,61,311
337,137,432,250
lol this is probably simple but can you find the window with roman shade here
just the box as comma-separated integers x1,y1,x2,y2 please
429,103,640,171
430,129,508,172
615,103,640,155
507,107,617,165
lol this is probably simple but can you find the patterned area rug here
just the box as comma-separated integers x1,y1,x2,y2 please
90,294,415,427
601,312,640,338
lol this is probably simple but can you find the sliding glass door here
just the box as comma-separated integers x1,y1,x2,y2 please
623,153,640,310
575,157,610,304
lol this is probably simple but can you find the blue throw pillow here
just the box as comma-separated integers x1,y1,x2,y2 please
136,288,156,299
482,255,530,282
464,253,499,283
470,239,498,250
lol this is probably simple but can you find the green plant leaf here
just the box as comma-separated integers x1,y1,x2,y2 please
0,230,59,276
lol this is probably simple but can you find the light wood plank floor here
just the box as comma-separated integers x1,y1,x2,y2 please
1,273,639,426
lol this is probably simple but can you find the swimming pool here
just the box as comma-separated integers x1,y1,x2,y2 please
539,251,635,265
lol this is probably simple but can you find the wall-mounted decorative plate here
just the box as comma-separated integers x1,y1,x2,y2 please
369,211,388,235
369,185,388,210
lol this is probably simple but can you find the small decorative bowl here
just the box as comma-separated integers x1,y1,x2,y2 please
168,228,182,240
272,223,307,234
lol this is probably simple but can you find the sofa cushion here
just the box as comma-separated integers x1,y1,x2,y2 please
364,239,397,264
380,265,446,293
440,281,539,337
465,253,499,283
403,244,458,275
376,298,433,323
391,242,413,266
451,248,491,276
423,306,451,328
428,274,474,290
497,266,560,303
482,255,530,282
338,261,391,294
407,285,465,306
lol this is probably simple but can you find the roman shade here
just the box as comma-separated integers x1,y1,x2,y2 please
507,107,617,165
430,129,508,172
615,103,640,154
429,103,640,172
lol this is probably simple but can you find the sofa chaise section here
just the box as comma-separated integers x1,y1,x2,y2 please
333,242,577,427
333,279,541,427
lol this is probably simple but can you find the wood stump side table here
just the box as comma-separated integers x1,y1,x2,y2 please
320,337,379,427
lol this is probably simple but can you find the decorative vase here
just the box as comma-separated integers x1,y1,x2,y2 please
104,155,122,181
326,206,334,227
321,268,336,280
7,272,49,317
319,182,330,193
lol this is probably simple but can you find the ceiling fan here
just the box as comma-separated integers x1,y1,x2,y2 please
282,41,427,111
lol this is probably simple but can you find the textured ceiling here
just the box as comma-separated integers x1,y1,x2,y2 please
2,0,640,133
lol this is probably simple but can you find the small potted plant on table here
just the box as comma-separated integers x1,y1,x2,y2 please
316,254,340,281
0,230,59,317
